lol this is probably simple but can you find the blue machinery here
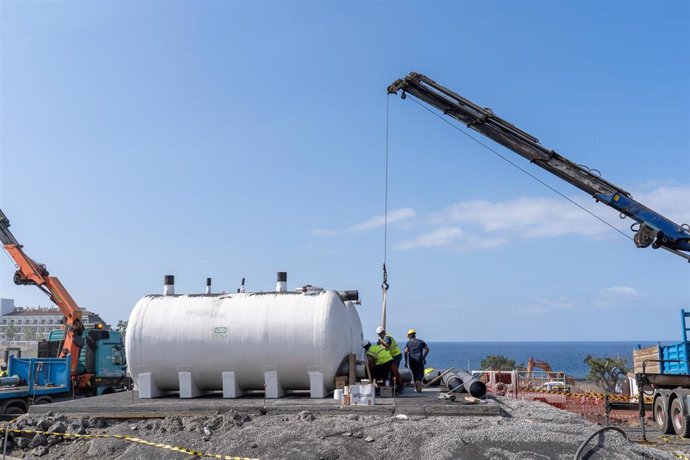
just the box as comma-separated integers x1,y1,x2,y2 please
388,73,690,262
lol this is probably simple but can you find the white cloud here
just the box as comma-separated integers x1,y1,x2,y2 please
521,296,576,315
427,184,689,241
594,285,644,308
634,185,690,225
313,208,416,236
396,226,506,250
603,286,641,298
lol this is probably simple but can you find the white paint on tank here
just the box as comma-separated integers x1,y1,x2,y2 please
126,289,363,399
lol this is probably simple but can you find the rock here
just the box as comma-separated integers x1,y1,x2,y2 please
251,442,258,448
342,432,352,437
31,445,49,457
365,436,374,443
230,411,251,426
88,417,107,429
15,437,30,449
203,426,211,436
48,421,67,434
29,433,48,448
202,436,210,442
394,414,409,420
36,418,52,431
47,435,61,446
297,410,315,422
129,424,138,431
353,432,364,439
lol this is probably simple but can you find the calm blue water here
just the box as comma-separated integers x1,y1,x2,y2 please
426,342,665,379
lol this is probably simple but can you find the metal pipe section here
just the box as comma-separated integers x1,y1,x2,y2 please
0,375,20,387
276,272,287,292
163,275,175,296
441,369,487,398
205,277,212,294
337,290,359,302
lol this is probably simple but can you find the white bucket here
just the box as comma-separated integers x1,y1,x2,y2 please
333,389,344,401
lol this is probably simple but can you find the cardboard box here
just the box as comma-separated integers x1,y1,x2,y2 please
335,376,347,390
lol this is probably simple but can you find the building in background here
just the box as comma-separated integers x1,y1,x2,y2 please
0,298,108,342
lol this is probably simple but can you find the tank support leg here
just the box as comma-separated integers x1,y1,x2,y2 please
222,371,244,398
138,372,162,399
264,370,284,398
308,371,326,398
178,371,203,398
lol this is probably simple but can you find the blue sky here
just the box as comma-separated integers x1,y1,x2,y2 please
1,1,688,341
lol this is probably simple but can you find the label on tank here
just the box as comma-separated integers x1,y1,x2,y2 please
213,326,228,335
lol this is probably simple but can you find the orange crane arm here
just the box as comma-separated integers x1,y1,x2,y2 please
0,209,83,375
527,357,554,373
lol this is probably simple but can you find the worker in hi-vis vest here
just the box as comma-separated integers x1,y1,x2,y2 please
376,326,404,392
362,340,394,383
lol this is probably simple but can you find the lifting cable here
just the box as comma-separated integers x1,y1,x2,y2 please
407,97,634,243
380,96,391,330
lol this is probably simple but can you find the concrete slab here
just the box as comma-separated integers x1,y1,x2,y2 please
28,388,501,418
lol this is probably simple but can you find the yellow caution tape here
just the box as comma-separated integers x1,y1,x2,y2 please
0,426,259,460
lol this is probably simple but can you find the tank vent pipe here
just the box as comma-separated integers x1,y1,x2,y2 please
163,275,175,296
205,277,212,294
276,272,287,292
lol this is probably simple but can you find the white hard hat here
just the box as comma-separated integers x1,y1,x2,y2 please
361,339,371,348
0,362,6,369
376,326,385,334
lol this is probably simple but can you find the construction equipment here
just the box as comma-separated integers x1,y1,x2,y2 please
388,72,690,262
0,208,129,412
0,208,83,374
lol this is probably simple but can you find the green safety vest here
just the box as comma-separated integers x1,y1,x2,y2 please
386,335,402,358
366,344,393,365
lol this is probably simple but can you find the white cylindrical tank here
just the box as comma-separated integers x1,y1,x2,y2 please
126,289,363,399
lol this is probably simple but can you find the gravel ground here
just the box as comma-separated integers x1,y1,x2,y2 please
0,398,679,459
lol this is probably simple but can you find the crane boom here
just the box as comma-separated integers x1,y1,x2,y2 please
0,208,84,374
388,72,690,262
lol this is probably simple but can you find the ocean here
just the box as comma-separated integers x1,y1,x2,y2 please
425,341,665,379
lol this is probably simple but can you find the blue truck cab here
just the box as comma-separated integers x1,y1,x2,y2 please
42,327,129,396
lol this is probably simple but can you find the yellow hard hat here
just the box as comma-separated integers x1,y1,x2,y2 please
407,329,416,335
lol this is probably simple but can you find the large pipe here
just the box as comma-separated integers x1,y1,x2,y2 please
163,275,175,296
0,375,20,387
441,369,487,398
205,277,212,294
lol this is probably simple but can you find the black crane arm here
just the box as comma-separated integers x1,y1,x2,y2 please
388,72,690,261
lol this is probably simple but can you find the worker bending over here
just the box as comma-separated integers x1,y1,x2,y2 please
404,329,430,393
362,340,394,384
376,326,403,392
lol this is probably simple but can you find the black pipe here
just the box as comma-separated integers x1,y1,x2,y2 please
337,290,359,302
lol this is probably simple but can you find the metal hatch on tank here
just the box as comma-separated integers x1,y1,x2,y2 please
125,272,364,399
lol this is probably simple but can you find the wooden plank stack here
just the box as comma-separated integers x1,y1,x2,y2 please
634,345,660,374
